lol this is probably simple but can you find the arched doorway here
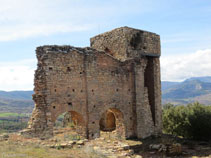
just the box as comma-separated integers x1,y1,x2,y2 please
99,108,125,139
100,110,116,131
54,111,86,138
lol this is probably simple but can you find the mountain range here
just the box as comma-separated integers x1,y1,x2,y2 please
162,76,211,105
0,76,211,113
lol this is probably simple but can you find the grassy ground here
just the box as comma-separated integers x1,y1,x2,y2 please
0,141,104,158
0,113,27,118
0,128,108,158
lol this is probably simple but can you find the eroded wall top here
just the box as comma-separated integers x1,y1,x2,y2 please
90,26,160,61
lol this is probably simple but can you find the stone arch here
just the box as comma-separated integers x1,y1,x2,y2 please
53,110,86,138
99,108,125,138
100,110,116,131
63,111,85,127
50,100,84,123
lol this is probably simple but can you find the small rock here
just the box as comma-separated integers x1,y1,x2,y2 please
149,144,161,150
167,143,182,155
127,149,134,155
158,144,167,152
60,142,68,147
107,156,118,158
135,155,142,158
93,146,100,150
121,144,130,150
76,140,84,145
77,145,82,148
83,139,88,142
68,140,75,145
119,152,128,157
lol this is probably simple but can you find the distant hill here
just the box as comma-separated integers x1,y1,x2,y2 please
185,76,211,83
162,76,211,105
161,81,180,91
0,91,33,100
0,91,34,113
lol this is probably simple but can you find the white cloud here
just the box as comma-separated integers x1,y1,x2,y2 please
0,24,93,41
161,49,211,81
0,0,96,41
0,0,150,41
0,59,36,91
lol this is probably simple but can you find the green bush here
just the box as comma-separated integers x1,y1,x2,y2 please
163,102,211,141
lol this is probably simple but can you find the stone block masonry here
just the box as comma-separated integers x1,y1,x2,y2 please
21,26,162,139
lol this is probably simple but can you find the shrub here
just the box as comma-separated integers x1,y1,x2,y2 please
187,103,211,140
163,102,211,141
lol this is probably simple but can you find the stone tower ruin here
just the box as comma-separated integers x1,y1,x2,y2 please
22,27,162,139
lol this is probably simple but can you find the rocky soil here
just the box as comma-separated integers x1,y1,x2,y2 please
0,129,211,158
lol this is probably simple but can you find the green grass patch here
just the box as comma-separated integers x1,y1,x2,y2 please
0,113,26,118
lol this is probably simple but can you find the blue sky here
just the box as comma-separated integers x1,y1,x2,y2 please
0,0,211,90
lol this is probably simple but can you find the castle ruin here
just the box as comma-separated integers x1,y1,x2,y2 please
22,27,162,139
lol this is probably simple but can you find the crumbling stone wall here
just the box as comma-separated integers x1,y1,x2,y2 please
22,26,162,139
